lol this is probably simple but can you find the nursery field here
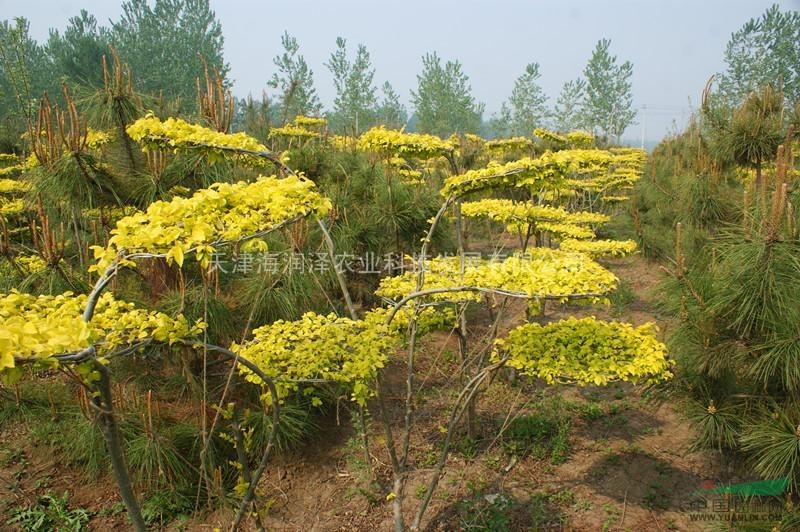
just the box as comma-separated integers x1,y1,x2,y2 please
0,95,796,531
1,3,800,531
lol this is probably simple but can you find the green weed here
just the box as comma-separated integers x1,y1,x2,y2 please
6,491,90,531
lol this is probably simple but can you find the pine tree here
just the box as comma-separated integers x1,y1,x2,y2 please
411,52,484,137
111,0,228,111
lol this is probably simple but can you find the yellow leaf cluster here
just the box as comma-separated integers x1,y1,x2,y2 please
15,255,47,274
0,178,30,193
376,251,617,303
533,128,568,145
233,306,453,406
567,169,642,195
397,169,424,184
609,147,647,168
126,114,268,165
233,310,394,406
0,198,25,218
536,222,596,240
460,199,608,234
0,291,204,372
0,130,108,173
559,239,638,258
90,174,331,272
601,195,631,203
565,131,595,149
357,126,454,160
327,134,356,151
268,123,320,139
463,133,485,146
86,129,113,149
441,149,619,197
493,316,673,385
292,115,327,128
0,165,23,178
484,137,533,153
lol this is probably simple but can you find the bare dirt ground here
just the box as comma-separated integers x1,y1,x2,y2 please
1,255,747,531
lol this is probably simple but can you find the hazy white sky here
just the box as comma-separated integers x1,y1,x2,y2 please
2,0,798,142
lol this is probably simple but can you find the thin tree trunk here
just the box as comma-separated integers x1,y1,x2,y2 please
521,224,533,252
392,474,406,532
72,206,84,271
755,157,763,190
456,324,477,438
317,219,357,320
79,272,145,531
231,419,265,532
374,374,403,532
394,307,420,528
453,200,472,437
358,405,373,480
116,108,138,174
192,344,280,532
90,363,146,532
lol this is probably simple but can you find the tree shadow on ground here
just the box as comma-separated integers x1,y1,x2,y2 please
575,407,663,442
424,489,567,532
583,449,703,511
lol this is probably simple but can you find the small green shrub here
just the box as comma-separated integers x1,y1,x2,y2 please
27,409,108,478
580,402,606,421
126,420,199,491
503,412,571,464
6,491,91,531
609,280,636,316
141,489,193,527
247,400,319,454
457,494,514,531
